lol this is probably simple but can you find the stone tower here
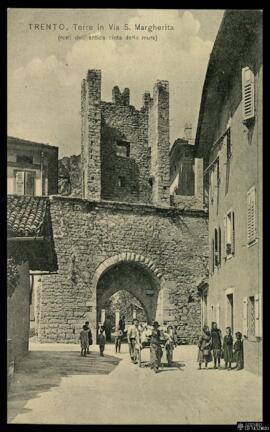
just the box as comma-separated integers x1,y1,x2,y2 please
81,70,102,200
149,80,170,207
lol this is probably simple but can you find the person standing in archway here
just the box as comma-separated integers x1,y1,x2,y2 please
150,321,163,373
103,315,112,342
119,315,126,335
85,321,93,354
127,318,140,364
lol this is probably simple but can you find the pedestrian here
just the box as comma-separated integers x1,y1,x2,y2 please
127,318,141,364
119,315,126,334
234,331,244,370
223,326,233,370
164,325,177,367
79,324,89,357
115,324,123,353
85,321,93,354
103,316,112,342
99,328,106,357
197,325,212,369
211,322,222,369
150,321,163,373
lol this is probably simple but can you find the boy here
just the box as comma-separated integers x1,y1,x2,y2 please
79,324,89,357
234,331,244,370
99,328,106,357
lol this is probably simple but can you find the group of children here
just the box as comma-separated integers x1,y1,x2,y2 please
197,322,244,370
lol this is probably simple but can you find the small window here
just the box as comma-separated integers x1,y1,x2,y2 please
242,66,255,122
226,128,232,160
224,210,235,257
214,227,221,268
247,186,256,244
17,154,33,165
118,176,126,187
116,141,130,158
248,296,255,337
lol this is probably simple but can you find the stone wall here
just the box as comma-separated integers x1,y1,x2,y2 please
39,196,208,344
7,260,30,365
100,101,151,204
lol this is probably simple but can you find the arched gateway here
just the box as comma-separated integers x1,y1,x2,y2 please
92,253,165,342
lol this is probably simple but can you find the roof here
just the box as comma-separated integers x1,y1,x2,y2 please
194,10,262,161
7,195,49,237
7,195,58,272
7,136,58,152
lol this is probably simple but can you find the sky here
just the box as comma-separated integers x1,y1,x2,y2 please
8,9,224,158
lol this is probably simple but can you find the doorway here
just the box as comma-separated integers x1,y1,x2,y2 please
226,293,234,333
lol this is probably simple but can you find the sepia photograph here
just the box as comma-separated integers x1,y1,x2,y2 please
6,8,263,426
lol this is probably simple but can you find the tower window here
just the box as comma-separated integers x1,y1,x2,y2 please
116,141,130,157
118,176,126,187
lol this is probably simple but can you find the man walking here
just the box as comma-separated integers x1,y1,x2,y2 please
127,318,141,364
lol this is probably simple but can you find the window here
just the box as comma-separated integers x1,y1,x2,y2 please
116,141,130,158
16,154,33,165
15,171,36,196
243,294,262,338
226,293,234,334
247,186,257,244
242,66,255,122
213,227,222,268
118,176,126,187
226,128,232,160
248,296,255,337
224,211,235,257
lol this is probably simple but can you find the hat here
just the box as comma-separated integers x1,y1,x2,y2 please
235,331,242,338
153,321,160,327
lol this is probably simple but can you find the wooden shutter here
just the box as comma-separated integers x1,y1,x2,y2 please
16,171,25,195
216,303,220,328
255,294,262,337
231,212,235,255
243,297,248,337
218,227,222,266
242,66,255,121
223,216,227,258
247,186,256,243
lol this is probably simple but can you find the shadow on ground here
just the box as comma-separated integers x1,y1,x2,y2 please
8,350,122,423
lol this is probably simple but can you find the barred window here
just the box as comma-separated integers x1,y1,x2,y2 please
248,296,255,337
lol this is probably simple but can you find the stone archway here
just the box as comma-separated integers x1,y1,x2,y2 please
92,253,165,342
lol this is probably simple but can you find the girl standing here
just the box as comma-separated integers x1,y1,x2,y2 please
197,325,212,369
223,326,233,370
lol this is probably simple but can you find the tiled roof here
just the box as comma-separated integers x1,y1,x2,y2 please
7,196,49,237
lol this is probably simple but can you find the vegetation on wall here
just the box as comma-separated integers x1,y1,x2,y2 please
7,256,19,298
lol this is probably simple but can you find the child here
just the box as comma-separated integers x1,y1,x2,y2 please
234,331,244,370
223,326,233,370
114,325,123,353
79,324,89,357
164,325,177,367
197,325,212,369
211,322,222,369
99,329,106,357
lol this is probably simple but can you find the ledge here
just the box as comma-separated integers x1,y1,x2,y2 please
48,195,208,218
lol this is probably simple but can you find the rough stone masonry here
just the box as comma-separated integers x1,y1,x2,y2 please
38,70,208,344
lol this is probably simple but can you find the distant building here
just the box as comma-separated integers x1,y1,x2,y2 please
7,136,58,196
170,124,204,210
195,10,262,374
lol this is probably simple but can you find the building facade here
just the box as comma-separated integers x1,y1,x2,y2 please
195,10,262,374
7,136,58,196
35,71,208,344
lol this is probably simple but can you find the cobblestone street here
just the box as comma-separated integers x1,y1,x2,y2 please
8,341,262,425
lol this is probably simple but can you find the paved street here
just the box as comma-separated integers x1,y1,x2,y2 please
8,342,262,425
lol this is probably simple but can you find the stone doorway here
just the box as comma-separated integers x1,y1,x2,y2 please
95,259,162,342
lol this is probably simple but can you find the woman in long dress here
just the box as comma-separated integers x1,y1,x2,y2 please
197,325,212,369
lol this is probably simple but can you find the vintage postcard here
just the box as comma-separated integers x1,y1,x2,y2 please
7,8,263,426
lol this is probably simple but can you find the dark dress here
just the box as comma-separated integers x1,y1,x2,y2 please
223,334,233,363
211,328,222,359
234,339,244,369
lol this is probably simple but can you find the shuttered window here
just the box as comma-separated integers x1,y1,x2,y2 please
255,294,262,338
242,66,255,122
247,186,256,244
243,297,248,337
216,303,220,328
224,210,235,257
15,171,25,195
